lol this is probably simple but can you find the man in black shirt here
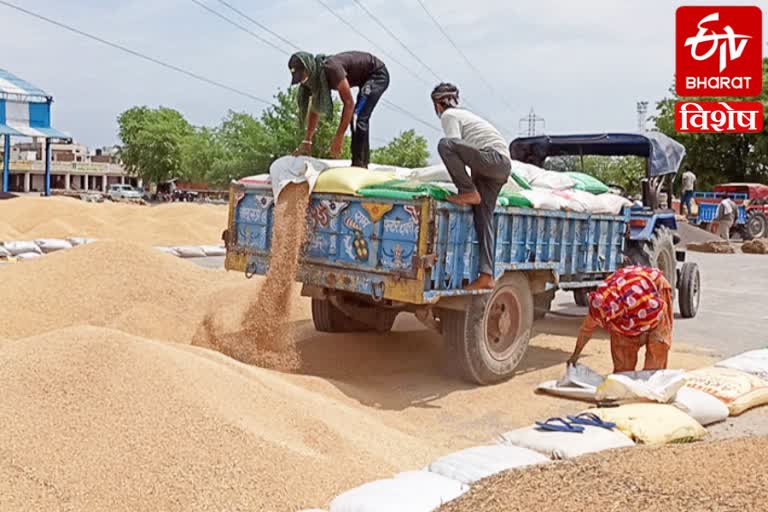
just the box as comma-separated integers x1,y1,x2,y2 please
289,51,389,168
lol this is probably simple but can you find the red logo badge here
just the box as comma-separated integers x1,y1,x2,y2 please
675,101,764,133
676,6,762,97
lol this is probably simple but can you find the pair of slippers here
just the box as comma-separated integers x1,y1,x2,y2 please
535,413,616,433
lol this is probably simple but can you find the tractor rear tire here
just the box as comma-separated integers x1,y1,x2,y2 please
747,211,767,240
533,290,556,320
441,273,533,385
678,262,701,319
573,288,592,307
625,226,677,297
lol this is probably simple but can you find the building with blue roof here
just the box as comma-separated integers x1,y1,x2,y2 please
1,68,71,195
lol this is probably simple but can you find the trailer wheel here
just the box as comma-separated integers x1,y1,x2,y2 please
746,211,767,240
678,262,701,319
311,298,398,333
626,226,677,297
533,290,556,320
441,274,533,385
573,288,592,307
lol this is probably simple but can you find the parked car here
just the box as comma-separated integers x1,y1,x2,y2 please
108,184,144,201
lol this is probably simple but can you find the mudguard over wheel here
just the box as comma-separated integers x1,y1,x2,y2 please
311,298,398,333
626,226,677,295
441,274,533,385
678,262,701,319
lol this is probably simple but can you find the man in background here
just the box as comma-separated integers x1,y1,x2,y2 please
431,83,511,291
715,193,738,243
680,169,696,216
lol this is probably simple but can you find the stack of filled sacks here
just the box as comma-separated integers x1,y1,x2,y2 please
243,155,632,215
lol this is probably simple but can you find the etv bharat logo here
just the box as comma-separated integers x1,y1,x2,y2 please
676,6,762,97
684,12,751,73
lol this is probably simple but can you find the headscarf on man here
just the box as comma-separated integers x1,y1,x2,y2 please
289,52,334,128
430,83,460,111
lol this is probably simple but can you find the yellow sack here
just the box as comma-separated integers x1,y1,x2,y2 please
585,403,706,445
684,367,768,416
313,167,396,195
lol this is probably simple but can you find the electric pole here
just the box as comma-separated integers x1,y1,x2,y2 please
636,101,649,132
518,108,545,136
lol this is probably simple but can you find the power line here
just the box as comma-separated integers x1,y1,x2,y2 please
313,0,432,87
189,0,289,55
351,0,443,82
414,0,515,113
213,0,300,51
192,0,440,131
0,0,273,106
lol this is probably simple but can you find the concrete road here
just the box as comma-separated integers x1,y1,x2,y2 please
548,251,768,357
194,252,767,358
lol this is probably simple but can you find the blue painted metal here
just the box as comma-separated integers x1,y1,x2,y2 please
2,135,9,193
230,187,630,304
628,210,678,241
693,192,749,226
44,138,51,197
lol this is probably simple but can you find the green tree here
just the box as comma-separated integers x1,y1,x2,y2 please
371,129,429,167
117,106,193,185
652,58,768,191
180,127,233,186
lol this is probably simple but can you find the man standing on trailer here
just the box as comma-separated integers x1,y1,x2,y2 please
289,51,389,168
431,83,511,291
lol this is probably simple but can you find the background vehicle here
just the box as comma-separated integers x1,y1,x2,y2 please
223,133,701,385
691,183,768,240
108,184,144,201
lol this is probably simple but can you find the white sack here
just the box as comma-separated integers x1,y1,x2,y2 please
34,238,73,253
716,349,768,381
427,445,548,484
3,241,42,256
596,370,687,403
405,164,454,183
510,160,546,182
552,189,603,214
520,189,568,210
269,156,332,200
155,246,180,257
498,424,634,460
201,245,226,257
173,246,207,258
537,363,605,401
527,171,577,190
0,246,10,258
593,193,632,215
673,387,729,426
16,252,42,260
66,237,97,246
329,471,468,512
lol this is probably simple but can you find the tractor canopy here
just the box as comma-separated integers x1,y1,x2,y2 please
509,132,686,178
713,183,768,200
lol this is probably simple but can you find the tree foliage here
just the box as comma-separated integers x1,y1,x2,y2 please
117,107,192,185
119,87,405,187
371,129,429,168
652,58,768,191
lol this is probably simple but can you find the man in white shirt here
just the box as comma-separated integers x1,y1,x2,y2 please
716,193,738,242
680,170,696,216
431,83,511,290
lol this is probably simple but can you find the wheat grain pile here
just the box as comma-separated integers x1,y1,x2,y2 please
0,196,226,245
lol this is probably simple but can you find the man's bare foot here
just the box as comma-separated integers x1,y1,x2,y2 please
465,273,495,290
447,191,481,206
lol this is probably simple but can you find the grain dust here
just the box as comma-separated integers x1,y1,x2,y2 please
440,437,768,512
194,183,309,371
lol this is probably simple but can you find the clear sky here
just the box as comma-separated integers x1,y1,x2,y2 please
1,0,765,156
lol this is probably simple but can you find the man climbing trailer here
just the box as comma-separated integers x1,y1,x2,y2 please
289,51,389,168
